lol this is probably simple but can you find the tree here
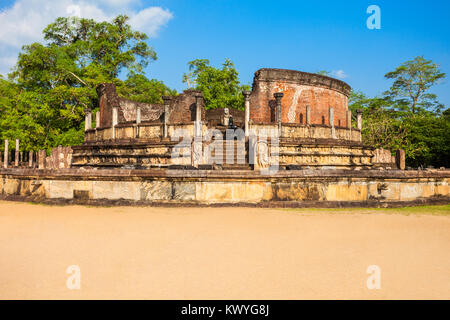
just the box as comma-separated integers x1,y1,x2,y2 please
116,74,176,104
349,56,449,168
1,15,174,151
316,70,331,76
404,110,450,168
42,15,156,78
349,92,415,156
182,59,250,110
384,56,445,114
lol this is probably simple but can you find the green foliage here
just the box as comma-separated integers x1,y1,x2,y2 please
404,110,450,167
384,56,445,114
316,70,331,76
349,91,415,156
349,56,449,167
116,74,177,104
182,59,250,110
0,15,174,152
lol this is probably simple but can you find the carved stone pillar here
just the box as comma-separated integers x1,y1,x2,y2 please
3,139,8,168
38,150,46,169
112,107,118,139
162,96,172,139
396,149,406,170
15,139,19,166
136,106,141,124
274,92,283,137
356,109,363,130
329,107,336,139
243,91,251,137
29,150,33,167
346,110,352,129
95,111,100,129
306,105,311,125
84,108,92,131
135,105,141,138
194,93,203,138
191,137,202,167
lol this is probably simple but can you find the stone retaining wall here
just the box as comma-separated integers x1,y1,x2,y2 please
1,168,448,206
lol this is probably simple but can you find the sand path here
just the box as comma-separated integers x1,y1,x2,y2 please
0,201,449,299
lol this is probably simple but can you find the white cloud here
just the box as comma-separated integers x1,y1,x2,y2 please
0,0,173,75
130,7,173,37
331,70,348,79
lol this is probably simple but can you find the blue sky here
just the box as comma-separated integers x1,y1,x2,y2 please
1,0,449,105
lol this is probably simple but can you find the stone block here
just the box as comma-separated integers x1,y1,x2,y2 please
173,182,195,201
140,181,172,200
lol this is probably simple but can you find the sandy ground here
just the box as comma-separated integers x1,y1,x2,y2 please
0,201,449,300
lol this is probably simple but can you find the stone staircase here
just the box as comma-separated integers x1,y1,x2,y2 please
208,139,250,170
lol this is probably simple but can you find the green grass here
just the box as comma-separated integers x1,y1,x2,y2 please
279,205,450,216
3,200,450,216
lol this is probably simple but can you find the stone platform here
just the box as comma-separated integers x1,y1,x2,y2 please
1,168,448,207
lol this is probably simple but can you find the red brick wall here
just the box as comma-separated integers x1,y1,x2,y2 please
96,85,206,127
167,90,205,124
249,69,350,127
97,83,120,128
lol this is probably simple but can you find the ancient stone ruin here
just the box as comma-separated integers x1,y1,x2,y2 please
0,68,448,206
72,68,397,170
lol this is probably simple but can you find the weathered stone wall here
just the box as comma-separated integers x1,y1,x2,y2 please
167,89,205,124
280,124,361,141
97,83,120,128
0,169,448,205
118,98,164,123
372,148,397,168
42,146,73,170
96,86,206,128
249,69,350,126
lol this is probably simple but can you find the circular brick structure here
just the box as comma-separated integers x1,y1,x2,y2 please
249,68,351,127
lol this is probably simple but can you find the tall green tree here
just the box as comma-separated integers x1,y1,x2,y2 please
182,59,250,110
349,91,416,156
1,15,174,151
349,56,448,167
384,56,445,114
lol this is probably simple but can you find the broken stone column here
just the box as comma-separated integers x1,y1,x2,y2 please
274,92,283,137
356,109,363,130
243,90,251,137
112,106,118,139
347,110,352,129
136,105,141,124
95,111,100,129
329,107,336,138
306,105,311,125
38,150,46,169
3,139,8,168
249,134,257,170
134,105,141,138
84,108,92,131
162,96,172,139
194,93,203,138
15,139,19,166
29,150,33,167
396,149,405,170
191,137,202,167
356,109,363,142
